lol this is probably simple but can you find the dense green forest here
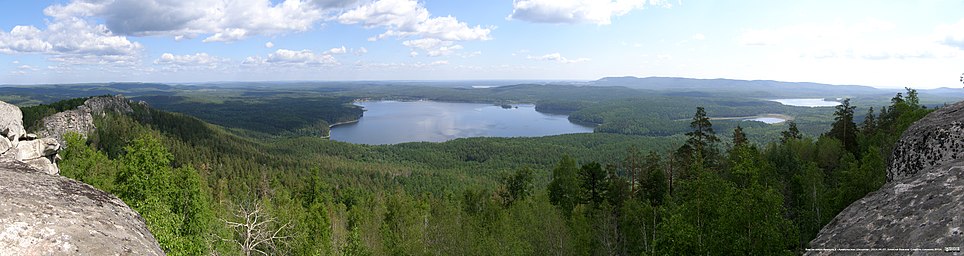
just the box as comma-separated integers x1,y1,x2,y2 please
45,87,930,255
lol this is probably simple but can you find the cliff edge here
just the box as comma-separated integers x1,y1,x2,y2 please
0,98,163,255
809,101,964,254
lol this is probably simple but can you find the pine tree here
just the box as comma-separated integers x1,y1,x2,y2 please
781,121,802,144
732,125,748,148
579,162,607,208
826,98,858,155
684,107,720,167
861,107,877,135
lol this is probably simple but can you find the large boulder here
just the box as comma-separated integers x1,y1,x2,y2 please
0,100,60,175
808,102,964,254
0,101,25,145
0,160,163,255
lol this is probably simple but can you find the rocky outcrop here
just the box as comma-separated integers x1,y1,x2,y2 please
0,101,25,147
0,160,163,255
809,101,964,254
0,97,162,254
37,95,133,146
0,101,60,175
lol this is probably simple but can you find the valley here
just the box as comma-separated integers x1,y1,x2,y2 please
1,77,954,254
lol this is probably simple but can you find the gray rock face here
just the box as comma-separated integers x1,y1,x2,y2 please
0,101,25,145
37,95,133,146
888,101,964,182
809,102,964,255
0,160,163,255
0,101,59,174
84,94,134,117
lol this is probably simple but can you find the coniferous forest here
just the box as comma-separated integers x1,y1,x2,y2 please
26,87,929,255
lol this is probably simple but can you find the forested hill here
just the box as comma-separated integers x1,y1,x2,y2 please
28,89,931,255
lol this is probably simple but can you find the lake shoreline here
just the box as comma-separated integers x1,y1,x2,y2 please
329,100,593,144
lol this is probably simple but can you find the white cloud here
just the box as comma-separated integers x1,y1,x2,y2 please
337,0,491,56
936,19,964,50
202,28,248,43
153,52,228,72
154,53,224,66
507,0,670,25
352,47,368,55
338,0,491,41
691,33,705,40
42,0,357,42
0,17,142,64
244,48,339,66
528,53,589,63
402,38,463,57
265,41,275,48
326,46,348,54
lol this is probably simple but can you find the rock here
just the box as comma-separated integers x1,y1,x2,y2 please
84,95,133,117
15,138,59,161
36,107,95,146
0,101,25,144
887,101,964,182
0,160,163,255
37,95,132,146
808,102,964,254
0,137,9,155
20,157,58,176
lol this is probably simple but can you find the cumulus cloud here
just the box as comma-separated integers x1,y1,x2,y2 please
507,0,670,25
42,0,357,42
337,0,491,56
527,53,589,63
326,46,348,54
265,41,275,48
402,38,464,57
154,53,224,66
0,17,142,64
153,52,228,72
244,48,339,66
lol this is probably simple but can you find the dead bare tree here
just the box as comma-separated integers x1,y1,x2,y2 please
220,202,291,256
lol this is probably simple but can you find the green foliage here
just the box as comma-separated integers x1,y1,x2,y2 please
548,155,580,216
578,162,607,208
826,98,859,155
498,167,534,207
50,88,934,255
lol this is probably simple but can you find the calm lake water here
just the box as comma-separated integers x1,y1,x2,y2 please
745,117,786,124
771,98,841,107
330,101,595,144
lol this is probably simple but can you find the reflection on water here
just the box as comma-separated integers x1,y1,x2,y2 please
771,98,841,107
744,117,786,124
330,101,595,145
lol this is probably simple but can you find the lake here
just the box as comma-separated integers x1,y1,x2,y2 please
771,98,841,107
744,117,786,124
329,101,595,144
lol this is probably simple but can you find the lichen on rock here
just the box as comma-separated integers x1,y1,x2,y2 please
809,101,964,254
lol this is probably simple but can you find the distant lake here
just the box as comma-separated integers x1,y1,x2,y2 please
771,98,841,107
745,117,786,124
329,101,595,144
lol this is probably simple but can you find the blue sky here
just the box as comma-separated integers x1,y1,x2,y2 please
1,0,963,88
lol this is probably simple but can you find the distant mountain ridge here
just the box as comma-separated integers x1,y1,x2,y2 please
591,76,964,99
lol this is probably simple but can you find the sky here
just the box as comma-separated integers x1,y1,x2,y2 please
0,0,962,89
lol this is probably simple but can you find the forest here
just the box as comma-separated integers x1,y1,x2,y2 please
27,86,930,255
